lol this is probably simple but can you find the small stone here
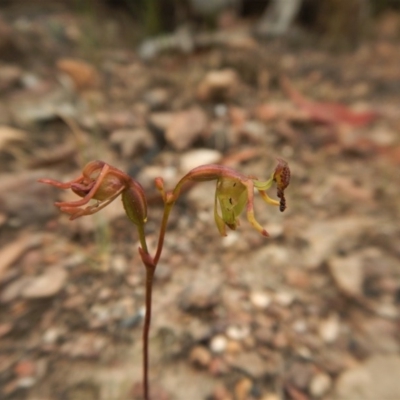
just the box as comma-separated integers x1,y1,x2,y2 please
292,319,308,333
240,120,267,142
226,340,242,355
111,255,128,274
229,352,270,379
286,362,314,390
186,181,216,211
189,345,212,368
226,325,250,341
318,314,340,343
165,107,208,150
109,128,154,158
275,291,295,306
179,277,221,312
302,217,373,269
180,149,222,174
309,372,332,398
249,290,271,309
234,377,253,400
148,112,174,132
329,254,364,297
60,333,107,358
17,377,36,388
197,69,239,101
210,335,228,354
21,267,67,298
334,355,400,400
143,88,169,109
42,328,62,345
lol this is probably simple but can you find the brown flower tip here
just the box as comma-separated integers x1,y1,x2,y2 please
273,158,291,212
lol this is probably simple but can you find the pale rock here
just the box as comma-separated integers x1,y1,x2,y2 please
17,377,36,388
148,112,174,132
60,333,107,358
329,254,363,297
186,181,216,210
319,314,340,343
179,276,221,311
143,88,169,109
274,291,295,306
309,372,332,398
138,165,177,188
109,128,154,157
197,69,239,101
239,120,267,142
210,334,228,354
221,231,240,247
110,255,128,274
302,217,373,269
229,352,270,379
42,328,62,345
334,355,400,400
21,267,67,298
249,291,271,309
226,325,250,341
287,362,314,390
165,107,208,150
180,149,222,174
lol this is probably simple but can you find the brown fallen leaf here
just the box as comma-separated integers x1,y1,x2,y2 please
57,58,100,90
281,76,379,127
0,235,42,282
0,126,27,151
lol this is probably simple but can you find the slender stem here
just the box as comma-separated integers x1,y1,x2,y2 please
134,224,152,399
143,262,155,400
153,203,174,265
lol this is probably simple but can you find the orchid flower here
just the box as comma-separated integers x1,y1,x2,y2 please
38,160,147,229
155,158,290,237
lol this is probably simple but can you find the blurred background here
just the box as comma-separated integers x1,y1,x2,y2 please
0,1,400,399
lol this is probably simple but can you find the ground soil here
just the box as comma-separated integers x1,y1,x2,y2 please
0,4,399,400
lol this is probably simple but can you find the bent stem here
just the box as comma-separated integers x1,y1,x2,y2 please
138,200,175,400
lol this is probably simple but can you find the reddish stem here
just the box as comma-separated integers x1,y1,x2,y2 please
139,248,157,400
143,264,155,400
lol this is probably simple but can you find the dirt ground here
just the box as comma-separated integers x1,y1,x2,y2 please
0,3,400,400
